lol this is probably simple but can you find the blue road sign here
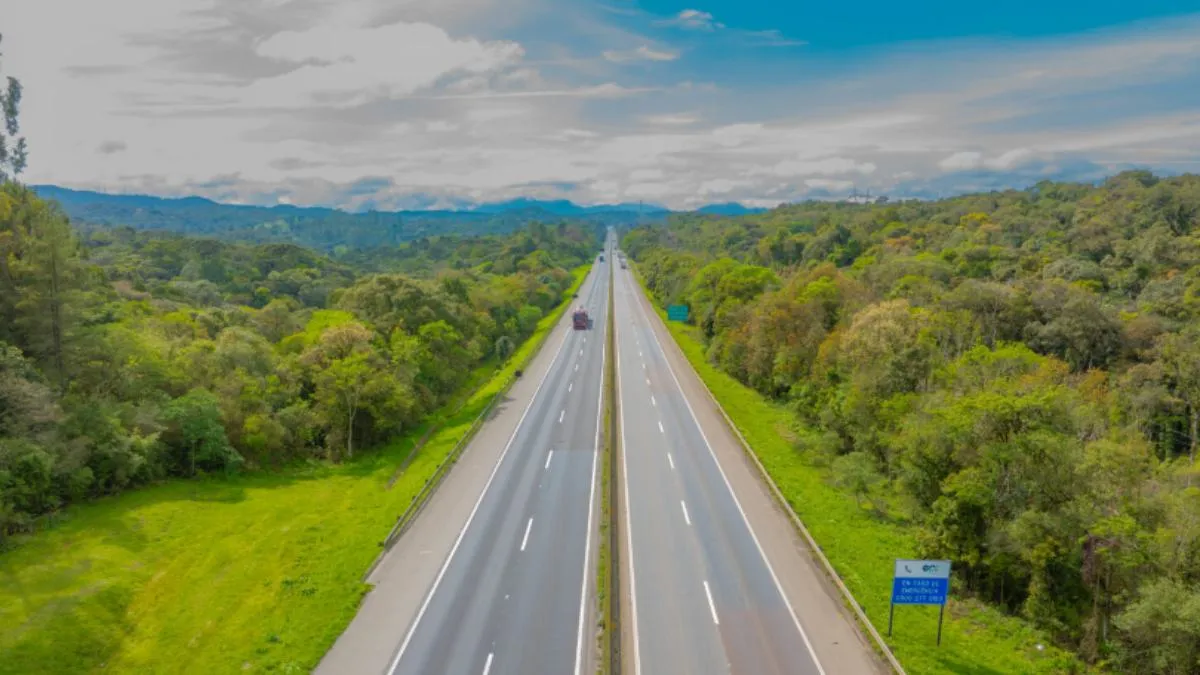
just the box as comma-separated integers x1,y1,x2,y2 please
891,577,949,605
889,558,952,645
891,559,951,605
667,304,689,322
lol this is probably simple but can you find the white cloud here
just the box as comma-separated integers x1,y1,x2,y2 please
805,178,855,191
772,156,877,177
658,9,724,31
603,45,679,63
743,29,806,47
698,178,745,194
236,22,524,108
984,148,1036,170
641,113,699,126
939,151,983,170
629,168,664,181
626,181,674,197
6,1,1200,210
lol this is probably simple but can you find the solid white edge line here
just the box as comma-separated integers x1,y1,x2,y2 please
681,500,691,526
573,263,606,675
384,270,587,675
615,274,644,675
520,517,533,552
629,276,827,675
703,580,720,625
545,450,553,470
482,652,494,675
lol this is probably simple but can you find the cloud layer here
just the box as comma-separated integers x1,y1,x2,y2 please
5,0,1200,210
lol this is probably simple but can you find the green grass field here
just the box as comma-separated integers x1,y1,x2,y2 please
642,291,1087,674
0,267,589,675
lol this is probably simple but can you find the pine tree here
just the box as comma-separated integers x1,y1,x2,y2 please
0,33,28,183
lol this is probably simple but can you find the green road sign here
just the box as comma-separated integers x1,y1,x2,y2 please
667,305,689,322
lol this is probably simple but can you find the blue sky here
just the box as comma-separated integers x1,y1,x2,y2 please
5,0,1200,209
631,0,1196,50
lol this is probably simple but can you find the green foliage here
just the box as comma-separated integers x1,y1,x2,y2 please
162,388,240,476
624,170,1200,669
0,185,597,542
831,451,882,508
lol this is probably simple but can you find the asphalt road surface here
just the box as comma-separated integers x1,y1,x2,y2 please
373,235,613,675
615,257,879,675
318,229,878,675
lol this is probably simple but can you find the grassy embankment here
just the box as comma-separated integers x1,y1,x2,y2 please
636,277,1086,675
0,266,590,675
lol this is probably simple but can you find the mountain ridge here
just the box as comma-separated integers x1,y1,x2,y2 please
30,185,688,217
27,184,680,252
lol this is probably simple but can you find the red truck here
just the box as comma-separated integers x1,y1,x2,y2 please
572,307,589,330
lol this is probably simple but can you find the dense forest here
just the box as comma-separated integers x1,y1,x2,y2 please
32,185,661,252
0,180,597,544
624,171,1200,673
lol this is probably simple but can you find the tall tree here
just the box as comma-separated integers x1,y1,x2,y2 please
1,186,87,386
0,33,28,183
1157,328,1200,463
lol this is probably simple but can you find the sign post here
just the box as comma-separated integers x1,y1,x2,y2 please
889,559,951,645
666,304,689,322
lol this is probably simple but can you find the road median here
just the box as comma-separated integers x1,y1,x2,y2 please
595,254,620,675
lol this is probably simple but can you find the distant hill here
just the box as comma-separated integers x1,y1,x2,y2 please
468,197,670,216
695,202,768,216
30,185,671,252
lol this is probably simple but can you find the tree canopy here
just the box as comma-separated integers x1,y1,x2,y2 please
0,179,596,544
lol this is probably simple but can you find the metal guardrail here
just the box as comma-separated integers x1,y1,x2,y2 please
362,371,511,582
382,386,502,547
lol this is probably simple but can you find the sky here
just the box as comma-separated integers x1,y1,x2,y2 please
3,0,1200,210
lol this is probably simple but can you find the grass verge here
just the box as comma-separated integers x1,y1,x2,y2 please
0,266,590,675
594,265,617,675
634,274,1084,675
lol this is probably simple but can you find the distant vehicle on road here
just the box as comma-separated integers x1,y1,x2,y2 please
598,254,605,262
572,307,590,330
620,260,627,269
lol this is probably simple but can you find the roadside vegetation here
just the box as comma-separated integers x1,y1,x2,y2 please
0,238,588,674
624,172,1200,673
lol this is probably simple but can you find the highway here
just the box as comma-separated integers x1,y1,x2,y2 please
368,233,613,675
615,255,874,675
317,227,878,675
